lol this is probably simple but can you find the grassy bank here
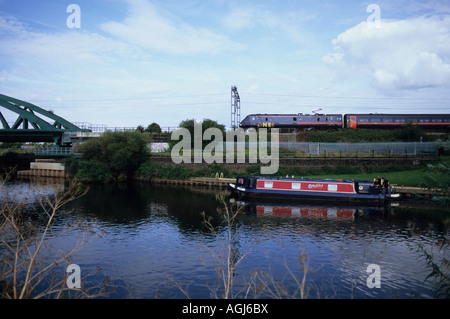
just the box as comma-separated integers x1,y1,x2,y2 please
302,168,427,187
136,159,444,187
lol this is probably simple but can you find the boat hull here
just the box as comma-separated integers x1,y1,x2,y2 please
228,176,400,206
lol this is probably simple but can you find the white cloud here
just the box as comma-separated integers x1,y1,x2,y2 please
101,0,243,55
222,7,278,31
221,5,315,44
0,14,136,67
323,15,450,92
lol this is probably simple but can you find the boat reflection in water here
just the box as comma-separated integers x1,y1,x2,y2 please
236,200,391,221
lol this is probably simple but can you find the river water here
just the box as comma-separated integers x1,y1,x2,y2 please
1,180,449,299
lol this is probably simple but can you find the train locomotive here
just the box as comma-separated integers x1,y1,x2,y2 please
239,113,450,131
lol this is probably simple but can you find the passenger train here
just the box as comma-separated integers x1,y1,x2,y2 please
239,113,450,130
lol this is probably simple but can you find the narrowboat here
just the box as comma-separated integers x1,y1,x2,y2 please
228,176,400,205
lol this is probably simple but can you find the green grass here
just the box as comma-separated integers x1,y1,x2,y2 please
137,156,449,187
302,168,429,187
137,161,429,186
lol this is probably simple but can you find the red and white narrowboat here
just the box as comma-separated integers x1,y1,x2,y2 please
228,176,400,205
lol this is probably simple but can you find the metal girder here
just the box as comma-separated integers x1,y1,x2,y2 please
0,93,90,145
231,85,241,129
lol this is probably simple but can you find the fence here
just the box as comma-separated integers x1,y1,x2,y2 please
74,122,178,133
222,141,444,157
278,142,442,156
33,142,445,157
34,147,74,156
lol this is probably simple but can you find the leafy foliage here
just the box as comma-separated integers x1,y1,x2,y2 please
145,122,162,133
170,118,226,149
421,160,450,206
65,131,150,182
305,125,431,143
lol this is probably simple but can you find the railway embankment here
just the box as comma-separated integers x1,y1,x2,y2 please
5,152,437,182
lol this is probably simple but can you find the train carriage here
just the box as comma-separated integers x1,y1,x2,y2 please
239,113,450,131
344,114,450,130
239,113,343,129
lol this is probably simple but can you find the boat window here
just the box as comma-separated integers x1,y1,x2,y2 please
292,183,301,190
328,184,338,192
264,181,273,188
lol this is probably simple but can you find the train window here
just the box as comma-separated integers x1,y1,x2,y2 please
265,117,268,121
317,117,320,122
293,117,297,121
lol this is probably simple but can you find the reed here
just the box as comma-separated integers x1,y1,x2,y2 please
0,169,109,299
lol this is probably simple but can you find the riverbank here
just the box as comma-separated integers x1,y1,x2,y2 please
11,154,445,187
135,156,442,187
8,151,449,201
133,175,436,199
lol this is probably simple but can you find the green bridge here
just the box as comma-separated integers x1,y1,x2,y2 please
0,93,91,146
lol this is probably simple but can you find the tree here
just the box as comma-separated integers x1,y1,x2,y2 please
66,131,150,182
173,119,226,149
145,122,162,134
397,124,425,142
421,161,450,206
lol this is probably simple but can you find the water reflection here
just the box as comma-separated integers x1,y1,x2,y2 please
237,200,390,220
2,180,448,299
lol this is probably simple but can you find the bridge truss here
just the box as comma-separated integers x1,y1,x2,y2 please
0,93,91,145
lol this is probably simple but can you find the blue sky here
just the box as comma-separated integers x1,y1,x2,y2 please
0,0,449,128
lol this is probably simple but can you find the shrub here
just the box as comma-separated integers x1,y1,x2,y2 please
66,131,150,182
